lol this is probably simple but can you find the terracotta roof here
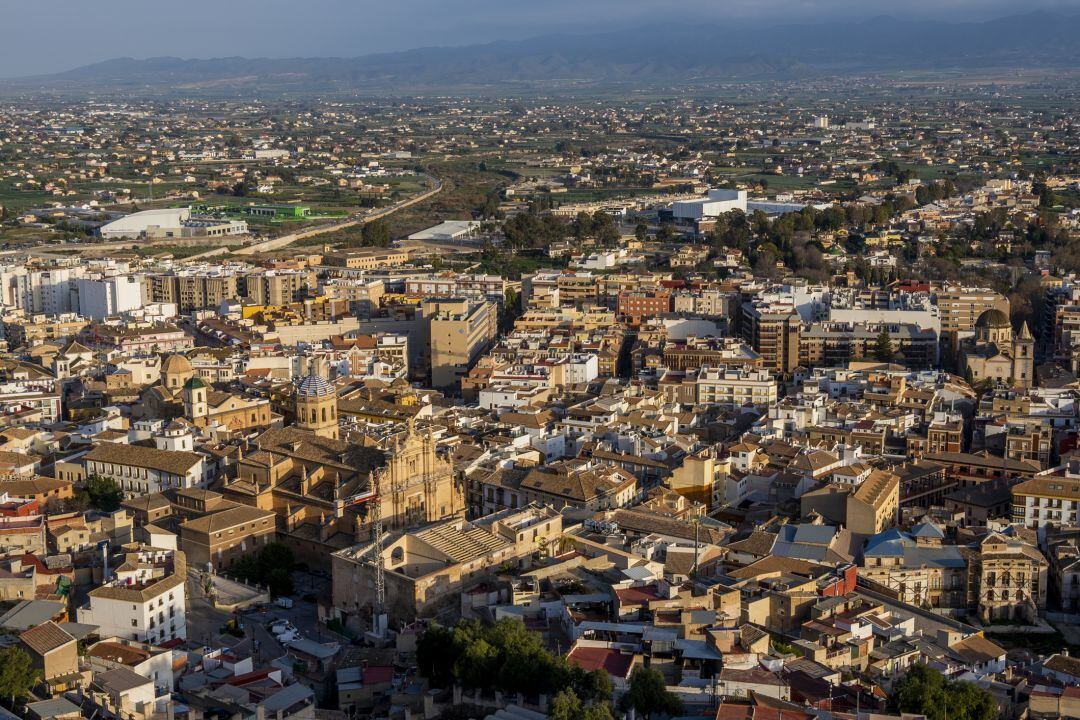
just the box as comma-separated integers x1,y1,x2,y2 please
566,645,635,679
88,573,184,603
180,505,276,534
85,443,202,476
20,621,75,655
950,634,1005,665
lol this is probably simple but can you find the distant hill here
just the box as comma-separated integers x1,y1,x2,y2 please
6,11,1080,95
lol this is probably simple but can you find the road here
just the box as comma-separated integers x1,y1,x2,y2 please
231,173,443,255
23,173,442,258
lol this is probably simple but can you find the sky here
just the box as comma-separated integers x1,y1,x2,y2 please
2,0,1079,77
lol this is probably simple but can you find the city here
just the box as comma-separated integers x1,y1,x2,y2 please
1,4,1080,720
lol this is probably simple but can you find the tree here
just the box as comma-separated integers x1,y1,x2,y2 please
0,647,40,702
416,624,457,688
592,211,620,245
361,219,391,248
232,543,295,597
550,689,614,720
416,618,587,698
619,666,683,719
635,222,648,242
85,475,123,512
873,327,895,363
570,665,613,704
499,288,521,333
891,664,996,720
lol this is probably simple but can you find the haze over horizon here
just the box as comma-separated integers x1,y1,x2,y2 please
6,0,1080,78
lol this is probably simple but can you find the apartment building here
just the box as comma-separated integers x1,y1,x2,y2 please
617,289,672,324
798,322,937,368
4,314,90,348
243,269,313,306
424,298,497,389
1012,464,1080,528
742,305,802,375
79,573,187,645
83,443,206,494
322,277,385,319
696,366,777,407
149,271,239,313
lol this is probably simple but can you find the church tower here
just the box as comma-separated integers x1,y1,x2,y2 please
294,373,338,439
183,377,209,422
1013,321,1034,389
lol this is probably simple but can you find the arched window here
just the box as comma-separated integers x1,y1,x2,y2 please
322,407,328,423
390,547,404,565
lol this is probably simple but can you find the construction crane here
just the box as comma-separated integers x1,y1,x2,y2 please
343,463,433,639
343,472,387,638
369,470,386,634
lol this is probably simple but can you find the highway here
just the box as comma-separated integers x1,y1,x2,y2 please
231,173,443,255
23,173,443,259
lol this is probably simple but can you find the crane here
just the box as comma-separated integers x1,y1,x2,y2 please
344,471,387,638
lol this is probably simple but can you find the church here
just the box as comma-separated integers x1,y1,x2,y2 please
960,309,1034,389
218,371,463,568
141,354,273,432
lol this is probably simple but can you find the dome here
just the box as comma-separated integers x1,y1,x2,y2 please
974,308,1010,329
183,376,207,390
162,354,193,375
295,374,334,398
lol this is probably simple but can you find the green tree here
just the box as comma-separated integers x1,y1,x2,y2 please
619,666,683,719
550,689,614,720
85,475,123,512
635,222,648,242
891,664,996,720
499,288,522,333
361,219,391,248
232,543,294,597
416,618,587,697
0,647,41,702
592,211,620,245
872,327,895,363
454,637,499,689
416,624,457,688
570,665,613,704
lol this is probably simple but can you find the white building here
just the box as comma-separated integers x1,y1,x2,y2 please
100,208,247,240
746,200,833,216
407,220,481,243
88,637,176,692
79,571,186,645
14,268,83,315
0,373,62,424
83,443,207,494
77,275,145,320
672,189,747,221
100,208,190,239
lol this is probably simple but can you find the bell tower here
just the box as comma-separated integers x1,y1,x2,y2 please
183,377,208,421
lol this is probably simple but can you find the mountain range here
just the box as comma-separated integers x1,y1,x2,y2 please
5,11,1080,96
